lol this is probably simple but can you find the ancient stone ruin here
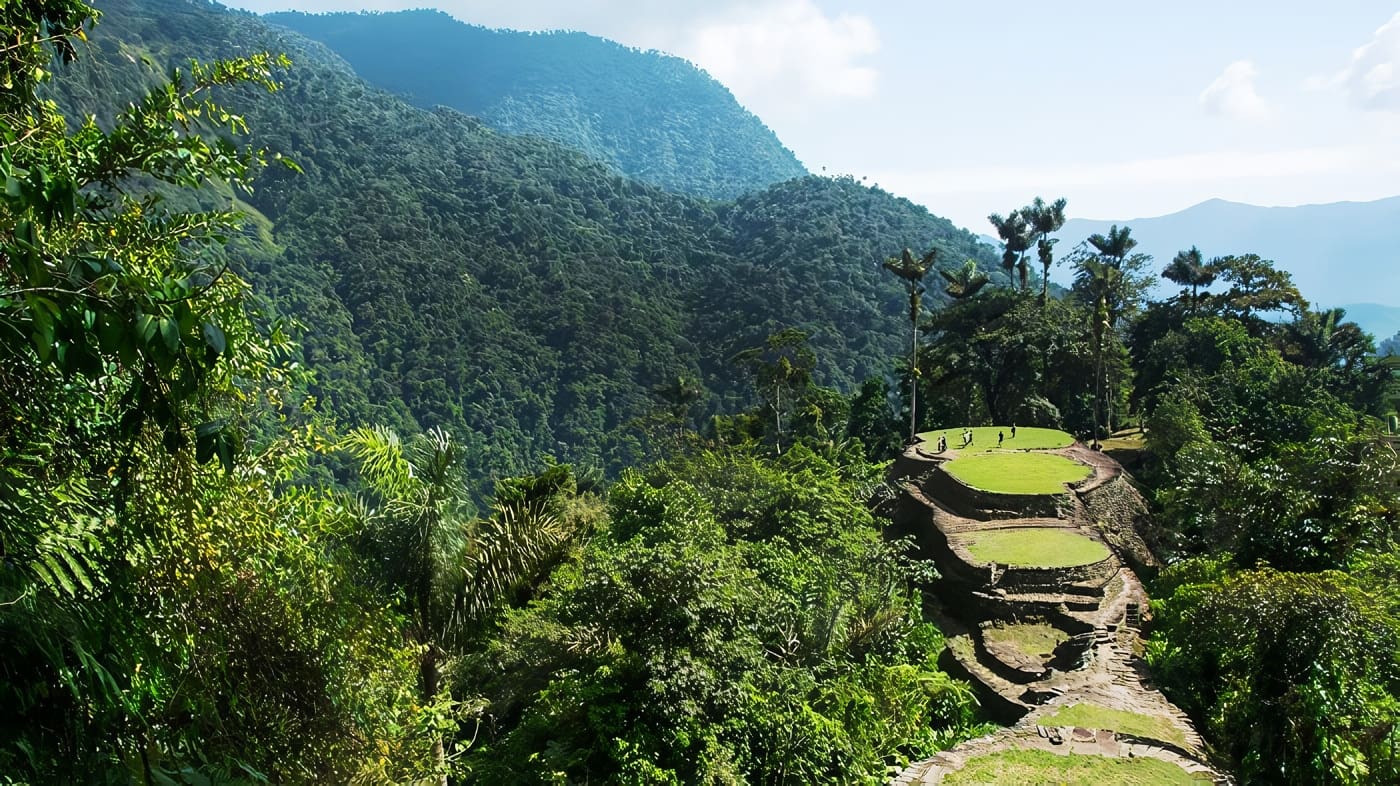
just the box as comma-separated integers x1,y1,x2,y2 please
883,434,1231,784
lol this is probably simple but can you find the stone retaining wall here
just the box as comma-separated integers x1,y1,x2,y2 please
993,555,1120,595
1076,473,1162,577
920,467,1069,521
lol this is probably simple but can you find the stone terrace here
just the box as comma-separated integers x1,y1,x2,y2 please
885,434,1231,784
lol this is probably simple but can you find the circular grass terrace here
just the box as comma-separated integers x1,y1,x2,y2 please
918,425,1074,454
941,748,1207,785
944,451,1092,495
1039,703,1190,748
956,528,1109,568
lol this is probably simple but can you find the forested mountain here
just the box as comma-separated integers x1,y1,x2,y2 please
55,0,1001,488
264,9,808,200
1060,197,1400,320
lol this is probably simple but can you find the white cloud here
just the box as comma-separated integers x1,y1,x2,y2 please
1331,11,1400,110
668,1,880,104
1200,60,1269,120
237,0,881,108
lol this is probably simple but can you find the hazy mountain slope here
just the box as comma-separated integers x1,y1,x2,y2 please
264,9,808,200
55,0,998,485
1337,303,1400,345
1060,198,1400,317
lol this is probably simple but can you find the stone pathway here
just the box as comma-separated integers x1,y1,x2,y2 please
886,439,1231,784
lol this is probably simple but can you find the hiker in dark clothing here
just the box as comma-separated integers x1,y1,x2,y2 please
998,430,1004,447
1010,423,1017,439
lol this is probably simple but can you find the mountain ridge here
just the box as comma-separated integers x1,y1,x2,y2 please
1058,195,1400,331
53,0,1001,486
263,8,808,200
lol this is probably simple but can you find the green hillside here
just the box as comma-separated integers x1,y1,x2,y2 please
265,9,809,200
53,0,1003,488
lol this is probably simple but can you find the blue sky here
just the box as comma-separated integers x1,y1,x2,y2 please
228,0,1400,231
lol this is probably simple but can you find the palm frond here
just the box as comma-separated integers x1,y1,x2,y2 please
342,426,418,500
457,498,568,633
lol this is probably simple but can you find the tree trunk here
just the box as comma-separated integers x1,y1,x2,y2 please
421,650,448,786
774,385,783,454
909,316,918,440
1093,347,1103,447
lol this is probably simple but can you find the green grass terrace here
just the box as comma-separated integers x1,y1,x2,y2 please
943,452,1092,495
956,528,1109,568
917,425,1074,454
941,748,1207,785
1040,704,1190,748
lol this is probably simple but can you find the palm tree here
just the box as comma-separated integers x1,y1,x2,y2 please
883,247,937,440
1023,197,1068,303
1285,307,1372,371
652,375,703,442
1076,259,1123,447
1161,246,1217,313
939,259,990,300
343,426,568,784
988,210,1032,291
1087,224,1137,269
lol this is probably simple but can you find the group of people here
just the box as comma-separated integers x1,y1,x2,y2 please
935,423,1017,454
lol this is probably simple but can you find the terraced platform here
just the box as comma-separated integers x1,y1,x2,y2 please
885,429,1230,784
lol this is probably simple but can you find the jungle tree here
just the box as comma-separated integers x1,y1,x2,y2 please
1023,197,1068,303
1073,225,1152,440
731,327,817,453
1161,246,1217,314
939,259,991,300
988,209,1032,291
343,426,571,783
883,247,937,439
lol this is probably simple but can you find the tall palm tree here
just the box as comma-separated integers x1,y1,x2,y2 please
883,247,937,440
1161,246,1217,313
343,426,567,784
1023,197,1068,303
939,259,990,300
988,209,1033,291
1087,224,1137,269
1072,256,1126,446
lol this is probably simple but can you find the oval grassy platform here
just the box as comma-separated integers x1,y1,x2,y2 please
918,425,1073,454
943,452,1092,495
957,528,1109,568
983,622,1068,662
1040,703,1189,747
941,748,1205,785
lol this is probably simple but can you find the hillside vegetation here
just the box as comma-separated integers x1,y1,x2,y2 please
53,0,1003,491
266,9,808,200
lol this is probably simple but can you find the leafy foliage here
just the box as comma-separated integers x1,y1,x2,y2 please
460,447,985,783
0,2,439,778
1149,565,1400,785
48,0,1003,497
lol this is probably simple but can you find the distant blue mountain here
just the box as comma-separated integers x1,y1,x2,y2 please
1335,303,1400,344
1056,197,1400,337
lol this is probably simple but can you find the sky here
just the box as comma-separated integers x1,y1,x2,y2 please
226,0,1400,232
